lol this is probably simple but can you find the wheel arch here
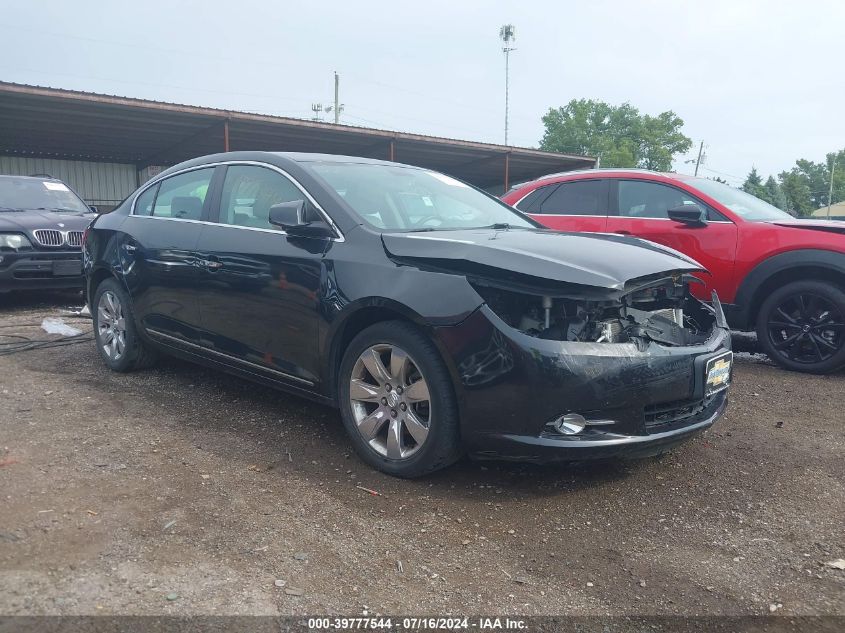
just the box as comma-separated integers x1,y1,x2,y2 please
86,266,123,306
734,249,845,329
323,298,464,405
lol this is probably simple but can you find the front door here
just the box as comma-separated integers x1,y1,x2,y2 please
195,164,328,387
605,179,738,301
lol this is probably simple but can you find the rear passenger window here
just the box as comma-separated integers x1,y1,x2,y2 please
219,165,305,230
536,180,607,215
134,184,157,216
151,168,214,220
514,185,555,212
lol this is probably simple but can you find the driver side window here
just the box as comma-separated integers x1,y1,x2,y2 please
219,165,305,230
617,180,714,219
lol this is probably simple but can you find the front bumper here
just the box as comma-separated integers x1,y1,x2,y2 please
0,250,84,291
434,305,732,463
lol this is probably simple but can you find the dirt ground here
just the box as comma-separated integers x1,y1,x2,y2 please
1,291,843,619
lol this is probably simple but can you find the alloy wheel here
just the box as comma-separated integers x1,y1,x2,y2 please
97,290,127,361
349,344,432,460
766,291,844,365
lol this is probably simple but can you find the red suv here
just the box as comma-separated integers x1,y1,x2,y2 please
502,170,845,374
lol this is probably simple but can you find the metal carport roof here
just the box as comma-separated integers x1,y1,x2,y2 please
0,81,595,190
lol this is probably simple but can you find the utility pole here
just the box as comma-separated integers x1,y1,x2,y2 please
324,71,344,124
827,157,836,218
499,25,516,146
694,140,705,176
333,72,340,124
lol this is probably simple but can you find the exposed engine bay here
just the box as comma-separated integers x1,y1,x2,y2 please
471,275,719,348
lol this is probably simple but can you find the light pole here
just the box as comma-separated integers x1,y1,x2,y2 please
499,24,516,146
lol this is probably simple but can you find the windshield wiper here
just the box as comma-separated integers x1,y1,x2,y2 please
33,207,84,213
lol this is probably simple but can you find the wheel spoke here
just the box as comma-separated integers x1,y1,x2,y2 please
115,331,126,356
807,334,825,362
403,409,429,445
105,292,118,316
775,307,797,324
404,378,430,403
361,349,391,385
357,407,387,440
773,332,801,350
389,347,409,384
811,333,837,352
101,330,114,345
350,378,381,402
98,306,113,325
386,418,403,459
769,321,801,329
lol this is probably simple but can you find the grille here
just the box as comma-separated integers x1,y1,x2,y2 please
66,231,83,247
644,394,719,431
33,229,63,246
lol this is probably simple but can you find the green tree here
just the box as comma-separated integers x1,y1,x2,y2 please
778,171,813,216
741,167,767,200
764,175,787,210
540,99,692,171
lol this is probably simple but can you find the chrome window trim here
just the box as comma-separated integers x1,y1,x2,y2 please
146,329,315,386
130,160,345,241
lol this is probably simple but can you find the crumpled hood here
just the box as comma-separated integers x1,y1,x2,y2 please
769,219,845,235
0,209,95,233
381,228,705,290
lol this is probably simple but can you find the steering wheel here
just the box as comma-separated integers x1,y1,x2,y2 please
412,215,444,228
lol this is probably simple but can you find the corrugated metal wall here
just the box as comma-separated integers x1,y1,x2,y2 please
0,156,138,209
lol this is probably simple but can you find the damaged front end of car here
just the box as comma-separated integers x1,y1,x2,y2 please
382,230,733,463
468,271,727,351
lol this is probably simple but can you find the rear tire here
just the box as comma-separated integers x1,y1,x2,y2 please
756,280,845,374
338,321,463,477
92,278,158,372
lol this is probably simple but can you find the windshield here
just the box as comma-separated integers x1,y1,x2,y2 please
0,176,89,213
684,177,793,222
308,162,536,231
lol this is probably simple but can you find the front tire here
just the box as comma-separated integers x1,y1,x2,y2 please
756,280,845,374
92,278,157,372
338,321,463,477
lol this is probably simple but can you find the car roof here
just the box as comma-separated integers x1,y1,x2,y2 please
156,151,419,180
512,168,686,190
0,174,65,183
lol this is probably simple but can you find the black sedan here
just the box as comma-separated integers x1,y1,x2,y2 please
0,175,95,292
83,152,732,477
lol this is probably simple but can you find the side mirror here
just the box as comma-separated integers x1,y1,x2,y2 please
89,205,100,213
667,204,706,227
269,200,334,238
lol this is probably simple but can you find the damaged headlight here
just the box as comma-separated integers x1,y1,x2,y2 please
470,275,718,347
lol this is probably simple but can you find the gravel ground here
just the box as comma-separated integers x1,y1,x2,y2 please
0,291,843,619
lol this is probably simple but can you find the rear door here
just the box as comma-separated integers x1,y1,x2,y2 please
194,163,328,387
605,179,738,300
518,179,609,233
120,167,217,343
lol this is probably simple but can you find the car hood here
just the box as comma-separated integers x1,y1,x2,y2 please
768,219,845,235
0,209,96,232
381,228,705,291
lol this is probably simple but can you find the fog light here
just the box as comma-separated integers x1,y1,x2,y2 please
553,413,587,435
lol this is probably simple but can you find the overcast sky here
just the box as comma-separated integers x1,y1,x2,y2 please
1,0,842,185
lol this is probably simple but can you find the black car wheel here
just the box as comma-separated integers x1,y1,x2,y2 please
92,278,157,372
756,280,845,374
338,321,463,477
